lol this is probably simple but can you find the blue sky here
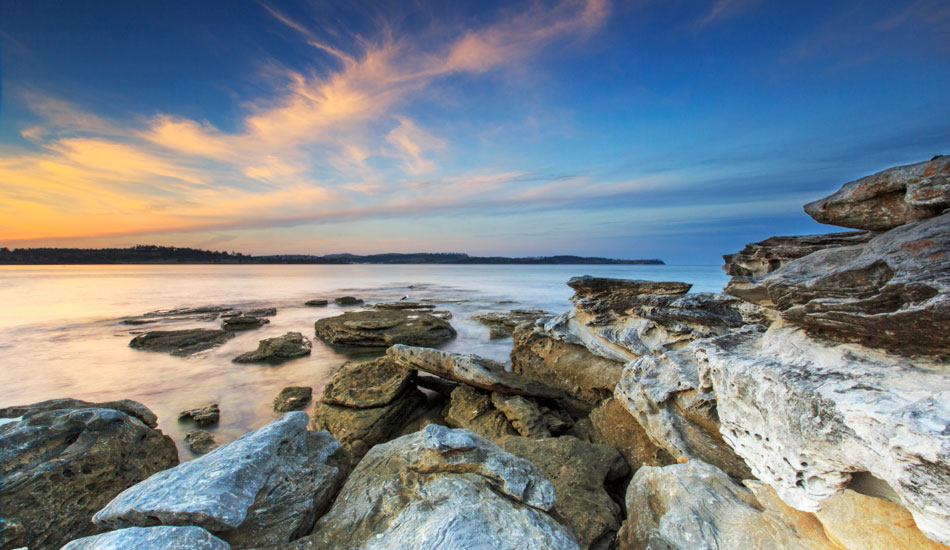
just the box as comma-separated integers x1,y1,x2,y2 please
1,0,948,263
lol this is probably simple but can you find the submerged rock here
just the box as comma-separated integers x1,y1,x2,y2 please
472,309,550,339
373,301,436,310
178,403,220,426
500,435,628,550
185,430,219,455
620,460,838,550
232,332,312,364
333,296,363,306
220,315,269,331
804,155,950,231
273,386,313,412
94,413,342,548
129,329,233,356
0,400,178,550
62,526,230,550
314,310,456,347
697,325,950,545
726,213,950,355
290,425,579,550
304,299,328,306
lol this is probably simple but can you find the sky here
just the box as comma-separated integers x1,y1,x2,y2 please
0,0,948,263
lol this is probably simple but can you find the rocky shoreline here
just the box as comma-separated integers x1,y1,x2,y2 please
1,156,948,549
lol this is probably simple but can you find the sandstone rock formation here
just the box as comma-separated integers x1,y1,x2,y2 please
804,155,950,230
388,344,568,399
233,332,312,363
314,310,456,347
443,385,518,441
696,324,950,545
94,413,342,548
491,393,550,438
588,397,673,470
0,400,178,549
289,425,580,550
273,386,313,412
472,309,550,339
62,526,230,550
129,329,234,356
311,357,425,456
499,435,628,550
725,213,950,354
620,460,838,550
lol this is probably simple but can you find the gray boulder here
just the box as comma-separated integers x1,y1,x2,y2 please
314,310,456,347
804,155,950,230
289,425,579,550
0,401,178,550
93,413,342,547
129,329,234,356
62,526,230,550
233,332,312,364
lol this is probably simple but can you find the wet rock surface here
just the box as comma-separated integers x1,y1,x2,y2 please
314,310,456,347
233,332,312,364
273,386,313,412
220,315,269,331
321,357,414,408
178,403,220,426
0,400,178,550
373,301,436,310
288,425,579,550
62,526,231,550
472,309,550,339
94,413,342,548
333,296,363,306
304,299,328,306
804,155,950,231
129,329,234,356
185,430,219,455
0,397,159,428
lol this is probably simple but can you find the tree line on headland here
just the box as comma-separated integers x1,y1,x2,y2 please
0,245,664,265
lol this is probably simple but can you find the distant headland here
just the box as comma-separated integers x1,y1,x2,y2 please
0,245,664,265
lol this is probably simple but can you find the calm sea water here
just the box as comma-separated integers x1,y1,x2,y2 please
0,264,727,457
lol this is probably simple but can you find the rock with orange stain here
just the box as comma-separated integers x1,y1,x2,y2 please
804,155,950,231
815,489,950,550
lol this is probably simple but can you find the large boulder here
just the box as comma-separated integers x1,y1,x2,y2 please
388,344,570,400
93,413,343,548
0,400,178,550
129,329,234,356
311,357,425,457
619,460,838,550
314,310,455,347
232,332,312,364
696,325,950,545
804,155,950,231
725,213,950,355
288,425,580,550
62,526,230,550
499,436,628,550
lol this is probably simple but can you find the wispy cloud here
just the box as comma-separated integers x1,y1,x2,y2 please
694,0,759,29
0,0,610,243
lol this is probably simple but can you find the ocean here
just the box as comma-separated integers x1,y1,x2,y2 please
0,264,728,457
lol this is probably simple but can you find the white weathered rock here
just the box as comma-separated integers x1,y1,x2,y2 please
62,526,230,550
94,412,341,546
291,424,578,550
620,460,838,550
696,324,950,545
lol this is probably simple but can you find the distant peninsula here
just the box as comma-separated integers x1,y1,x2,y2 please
0,245,664,265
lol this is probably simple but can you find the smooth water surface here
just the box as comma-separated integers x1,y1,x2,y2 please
0,264,727,457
